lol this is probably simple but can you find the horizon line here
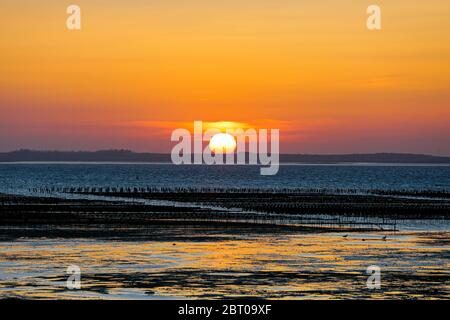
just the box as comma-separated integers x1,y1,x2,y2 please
1,149,450,158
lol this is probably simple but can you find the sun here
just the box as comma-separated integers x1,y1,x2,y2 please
209,133,237,153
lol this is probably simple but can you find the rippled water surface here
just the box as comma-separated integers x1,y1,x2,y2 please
1,164,450,194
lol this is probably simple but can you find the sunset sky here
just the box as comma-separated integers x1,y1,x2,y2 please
1,0,449,154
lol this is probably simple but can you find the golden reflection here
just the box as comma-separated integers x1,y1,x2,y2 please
0,230,448,299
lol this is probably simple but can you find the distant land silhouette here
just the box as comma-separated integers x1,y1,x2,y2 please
1,150,450,164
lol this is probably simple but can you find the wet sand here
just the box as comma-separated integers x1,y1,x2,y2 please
0,225,448,299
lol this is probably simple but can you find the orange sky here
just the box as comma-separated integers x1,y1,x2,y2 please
0,1,449,154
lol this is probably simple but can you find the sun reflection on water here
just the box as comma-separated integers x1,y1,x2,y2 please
0,227,448,299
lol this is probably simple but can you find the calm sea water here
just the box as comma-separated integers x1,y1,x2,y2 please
1,163,449,195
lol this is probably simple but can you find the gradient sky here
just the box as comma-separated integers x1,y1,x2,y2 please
1,0,449,154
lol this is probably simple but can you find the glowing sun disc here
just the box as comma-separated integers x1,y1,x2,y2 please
209,133,237,153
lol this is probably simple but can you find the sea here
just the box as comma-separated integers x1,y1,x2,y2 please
0,163,449,194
